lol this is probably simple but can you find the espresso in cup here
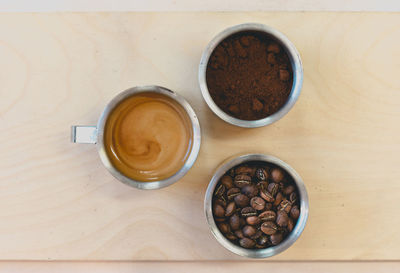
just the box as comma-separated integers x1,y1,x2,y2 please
104,92,193,182
72,86,201,189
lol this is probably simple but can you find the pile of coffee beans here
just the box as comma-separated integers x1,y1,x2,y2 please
212,162,300,249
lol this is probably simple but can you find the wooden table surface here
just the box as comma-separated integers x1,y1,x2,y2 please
1,262,400,273
0,12,399,261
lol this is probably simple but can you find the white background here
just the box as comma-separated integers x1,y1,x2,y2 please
0,0,399,12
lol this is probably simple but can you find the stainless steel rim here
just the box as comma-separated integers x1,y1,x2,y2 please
199,23,303,128
96,85,201,190
204,153,309,258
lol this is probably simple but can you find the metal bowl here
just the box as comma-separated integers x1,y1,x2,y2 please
204,154,309,258
198,23,303,128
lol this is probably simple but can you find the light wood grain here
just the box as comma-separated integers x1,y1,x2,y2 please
1,0,399,12
1,262,400,273
0,12,399,261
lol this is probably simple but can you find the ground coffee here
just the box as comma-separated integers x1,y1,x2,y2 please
206,31,293,120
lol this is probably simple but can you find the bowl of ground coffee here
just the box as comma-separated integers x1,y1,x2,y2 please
199,23,303,127
204,154,309,258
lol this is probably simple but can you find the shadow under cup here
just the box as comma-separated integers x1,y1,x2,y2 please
96,86,201,190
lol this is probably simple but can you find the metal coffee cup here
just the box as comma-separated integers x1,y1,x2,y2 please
71,85,201,190
204,153,309,258
199,23,303,128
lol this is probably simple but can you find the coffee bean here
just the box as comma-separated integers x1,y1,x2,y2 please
268,183,279,197
214,184,225,197
260,189,274,203
214,197,226,208
248,167,257,176
242,225,257,237
239,238,255,249
213,204,225,218
265,203,273,210
255,168,268,181
250,230,262,240
273,192,283,206
235,229,245,239
239,217,246,227
215,217,225,223
246,216,260,225
220,175,234,189
257,235,269,246
250,196,266,210
289,192,298,203
227,188,241,200
234,174,252,188
218,222,230,234
290,205,300,219
287,218,294,232
257,181,268,192
229,214,240,230
276,211,289,227
271,168,284,183
261,221,278,235
235,166,253,175
225,202,236,217
241,207,257,217
259,210,276,222
226,232,238,241
283,185,295,195
241,184,259,198
279,199,292,214
234,194,250,207
270,233,283,245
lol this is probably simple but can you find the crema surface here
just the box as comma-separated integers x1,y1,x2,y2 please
104,93,193,182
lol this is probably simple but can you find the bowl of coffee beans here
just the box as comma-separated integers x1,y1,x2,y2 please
204,154,308,258
199,23,303,128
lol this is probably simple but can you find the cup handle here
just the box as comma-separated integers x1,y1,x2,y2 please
71,126,97,144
